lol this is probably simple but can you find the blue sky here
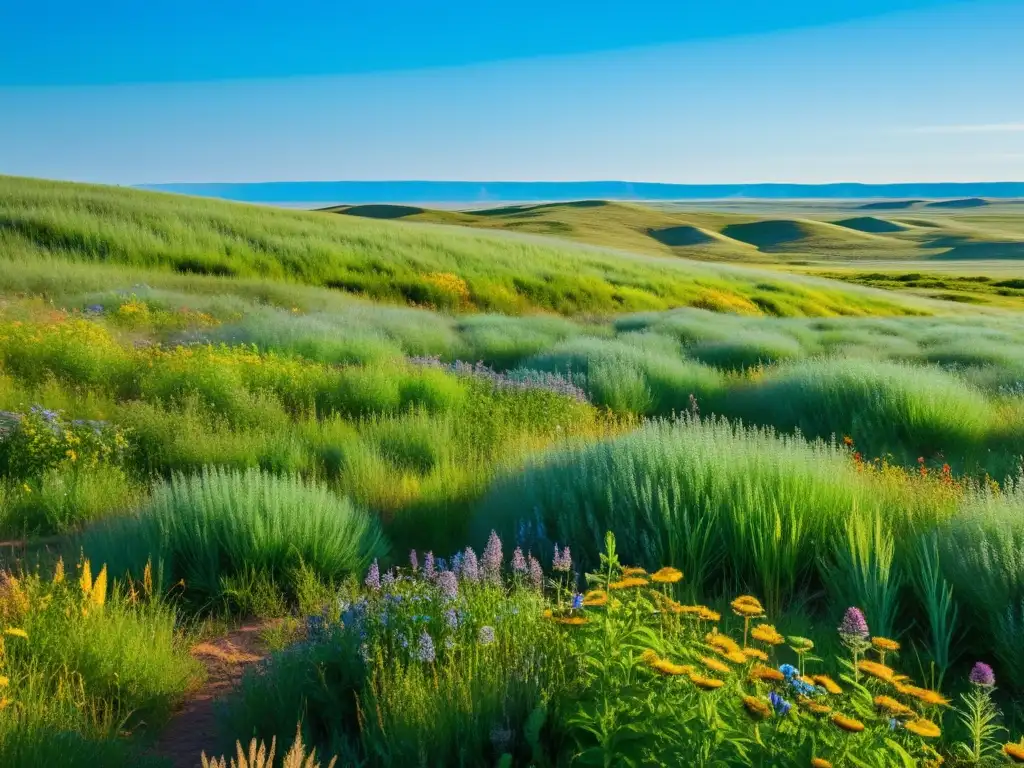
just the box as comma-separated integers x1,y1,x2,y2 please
1,0,1022,184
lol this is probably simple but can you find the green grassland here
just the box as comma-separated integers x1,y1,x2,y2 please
3,175,1024,766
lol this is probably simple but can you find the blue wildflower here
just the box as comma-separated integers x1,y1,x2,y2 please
769,691,791,717
779,664,799,680
417,630,436,663
572,593,584,610
478,625,496,645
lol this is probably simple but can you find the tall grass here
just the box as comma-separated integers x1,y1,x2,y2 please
79,467,387,608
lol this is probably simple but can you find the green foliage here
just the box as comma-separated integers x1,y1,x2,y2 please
79,467,388,609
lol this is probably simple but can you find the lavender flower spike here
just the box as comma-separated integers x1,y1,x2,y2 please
527,554,544,590
838,607,869,640
424,552,436,580
438,570,459,601
409,549,419,572
462,547,480,582
553,544,572,573
364,559,381,591
969,661,996,687
482,530,503,583
511,547,527,574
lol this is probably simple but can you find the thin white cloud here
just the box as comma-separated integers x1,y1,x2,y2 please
904,123,1024,134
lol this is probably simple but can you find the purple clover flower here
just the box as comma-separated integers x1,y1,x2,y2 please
482,530,503,583
364,560,381,591
416,630,436,663
527,554,543,590
462,547,480,582
478,625,495,645
438,570,459,601
424,552,436,580
512,547,527,574
409,550,419,572
969,662,996,687
838,607,869,640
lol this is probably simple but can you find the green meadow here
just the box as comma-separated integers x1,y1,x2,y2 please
2,175,1024,766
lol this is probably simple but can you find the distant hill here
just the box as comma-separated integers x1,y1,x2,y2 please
139,180,1024,206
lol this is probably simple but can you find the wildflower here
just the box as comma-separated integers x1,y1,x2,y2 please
609,577,648,590
730,596,764,617
621,566,647,578
1004,743,1024,763
416,630,436,663
706,632,742,654
651,567,683,584
812,759,833,768
969,661,996,687
838,607,869,640
843,435,854,447
904,686,950,708
690,674,725,690
875,695,915,718
743,695,772,719
904,719,941,739
52,557,65,585
79,559,93,597
872,636,900,653
462,548,480,582
3,628,28,639
553,545,572,573
381,570,396,589
831,714,865,733
424,552,436,580
750,664,785,682
650,657,693,676
857,660,895,682
409,550,419,572
364,560,381,591
91,565,107,607
751,624,784,645
478,625,495,645
583,589,608,607
445,608,459,630
799,697,832,715
769,691,792,716
744,648,769,662
813,675,843,695
572,593,584,610
511,547,527,574
482,531,503,582
555,616,589,626
438,571,459,601
698,607,721,622
701,656,732,675
779,664,799,680
527,555,543,590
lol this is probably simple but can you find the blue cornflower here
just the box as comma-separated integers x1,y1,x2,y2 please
572,593,584,610
769,691,791,717
779,664,799,680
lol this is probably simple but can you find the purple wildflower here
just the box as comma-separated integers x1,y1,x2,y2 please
424,552,436,580
409,550,419,572
381,569,396,589
438,570,459,601
512,547,527,574
553,544,572,573
445,608,459,630
416,630,436,663
478,625,495,645
838,607,869,640
969,662,996,687
462,547,480,582
527,554,543,590
482,530,503,583
364,560,381,591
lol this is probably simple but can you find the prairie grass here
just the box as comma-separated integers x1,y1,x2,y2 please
79,467,387,609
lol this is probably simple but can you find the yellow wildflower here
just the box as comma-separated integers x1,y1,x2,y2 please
831,714,865,733
79,559,93,598
857,659,895,682
705,632,742,655
650,567,683,584
651,659,694,676
583,590,608,607
750,624,784,645
811,759,833,768
749,664,785,683
91,565,107,607
52,558,65,585
3,628,28,640
701,656,732,675
621,566,648,577
904,719,941,739
900,685,950,708
609,577,648,590
743,648,769,662
690,674,725,690
730,595,764,617
814,675,843,695
554,616,588,626
799,696,832,715
743,695,772,719
1004,743,1024,763
0,676,8,687
872,637,900,653
874,695,915,718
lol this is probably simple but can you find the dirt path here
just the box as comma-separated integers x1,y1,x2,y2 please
153,622,272,768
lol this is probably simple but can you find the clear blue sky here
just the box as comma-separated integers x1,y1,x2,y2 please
1,0,1022,184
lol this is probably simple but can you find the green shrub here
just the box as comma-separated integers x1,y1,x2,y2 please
79,467,388,607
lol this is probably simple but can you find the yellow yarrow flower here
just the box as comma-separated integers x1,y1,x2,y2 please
750,623,784,645
742,695,772,719
650,567,683,584
904,719,941,739
831,714,865,733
